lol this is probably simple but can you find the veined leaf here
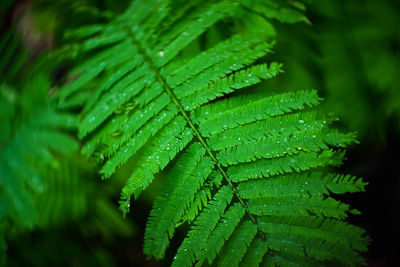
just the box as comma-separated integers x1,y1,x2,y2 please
61,0,369,265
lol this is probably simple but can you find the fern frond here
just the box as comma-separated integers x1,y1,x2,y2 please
171,186,233,266
228,149,346,182
33,157,134,240
241,237,270,267
194,90,319,136
121,118,194,204
60,0,369,265
216,128,355,165
177,171,223,226
144,142,214,258
237,172,367,199
0,29,84,242
195,203,246,265
0,75,79,231
258,215,368,266
205,110,326,150
248,196,351,219
217,219,259,266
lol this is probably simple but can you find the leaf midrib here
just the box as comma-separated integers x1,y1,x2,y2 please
126,28,265,239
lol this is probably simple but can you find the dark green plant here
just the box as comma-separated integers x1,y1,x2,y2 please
268,0,400,140
0,29,76,233
0,26,134,265
57,0,369,266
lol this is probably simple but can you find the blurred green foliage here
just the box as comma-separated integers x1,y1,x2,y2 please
0,5,135,266
269,0,400,140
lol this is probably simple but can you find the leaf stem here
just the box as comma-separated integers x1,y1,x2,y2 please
127,28,265,240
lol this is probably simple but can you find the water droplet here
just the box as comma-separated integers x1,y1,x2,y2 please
299,119,304,124
89,116,95,123
158,50,164,57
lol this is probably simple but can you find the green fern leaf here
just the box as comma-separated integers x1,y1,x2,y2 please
195,203,246,265
144,142,214,258
217,219,258,266
60,0,369,265
172,186,234,266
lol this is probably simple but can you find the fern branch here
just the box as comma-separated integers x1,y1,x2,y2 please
58,1,369,265
172,186,233,267
144,143,214,258
195,203,246,265
216,220,258,266
124,22,265,237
